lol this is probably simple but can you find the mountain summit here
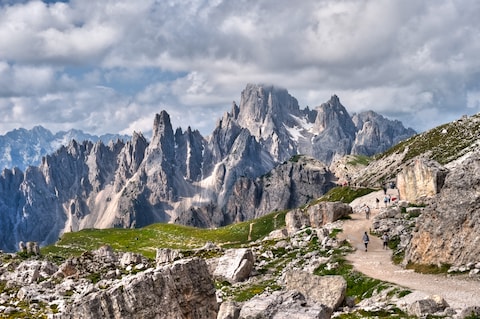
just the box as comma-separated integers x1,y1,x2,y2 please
0,84,416,252
229,84,415,163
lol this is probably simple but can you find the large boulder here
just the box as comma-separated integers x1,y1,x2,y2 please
407,295,449,317
59,258,217,319
211,248,255,284
283,270,346,311
238,290,331,319
286,201,352,235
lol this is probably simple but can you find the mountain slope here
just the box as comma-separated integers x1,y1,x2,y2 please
0,83,415,252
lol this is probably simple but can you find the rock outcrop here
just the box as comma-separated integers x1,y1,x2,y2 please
396,157,448,203
210,248,255,284
238,290,332,319
285,201,352,235
284,270,347,311
59,258,217,319
405,151,480,266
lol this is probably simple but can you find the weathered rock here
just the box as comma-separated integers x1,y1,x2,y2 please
120,252,144,267
59,258,217,319
93,245,117,262
405,151,480,266
460,306,480,319
286,202,352,235
407,295,448,317
1,260,58,285
396,157,448,203
283,270,346,311
211,248,254,284
217,301,240,319
155,248,183,265
264,228,289,241
238,290,331,319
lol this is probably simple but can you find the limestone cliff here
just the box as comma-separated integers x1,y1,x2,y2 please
404,151,480,266
396,157,448,203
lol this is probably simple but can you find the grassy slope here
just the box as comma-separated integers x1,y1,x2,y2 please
379,113,480,165
42,187,375,260
42,211,287,260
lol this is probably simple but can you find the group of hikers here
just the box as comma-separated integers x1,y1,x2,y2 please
362,231,389,252
359,185,396,252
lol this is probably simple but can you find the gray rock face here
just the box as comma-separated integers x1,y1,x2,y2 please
223,156,336,224
211,248,255,284
239,290,332,319
396,157,448,203
285,201,352,235
352,111,416,157
60,258,217,319
405,151,480,266
283,270,347,311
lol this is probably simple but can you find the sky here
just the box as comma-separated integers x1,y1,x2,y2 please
0,0,479,137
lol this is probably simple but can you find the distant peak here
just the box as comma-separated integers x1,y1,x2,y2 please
329,94,340,104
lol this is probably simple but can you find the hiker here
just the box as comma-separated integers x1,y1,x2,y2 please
364,205,370,219
382,232,389,249
375,198,379,209
383,195,388,207
362,231,370,252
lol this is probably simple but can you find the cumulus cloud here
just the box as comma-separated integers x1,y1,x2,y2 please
0,0,479,136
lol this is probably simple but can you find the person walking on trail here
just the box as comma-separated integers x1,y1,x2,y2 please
375,198,379,209
382,232,389,249
364,205,371,219
362,231,370,252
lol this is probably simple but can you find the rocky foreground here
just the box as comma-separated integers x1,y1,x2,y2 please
1,200,479,319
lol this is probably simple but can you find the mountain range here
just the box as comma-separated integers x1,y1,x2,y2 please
0,126,129,171
0,83,416,252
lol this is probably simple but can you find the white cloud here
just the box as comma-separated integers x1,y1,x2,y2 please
0,0,479,136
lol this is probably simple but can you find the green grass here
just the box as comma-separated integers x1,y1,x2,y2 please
232,280,282,302
335,308,415,319
315,186,377,204
346,155,372,166
313,246,391,302
42,210,287,260
406,262,451,274
379,113,480,165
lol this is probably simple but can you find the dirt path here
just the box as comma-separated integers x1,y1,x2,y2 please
338,190,480,311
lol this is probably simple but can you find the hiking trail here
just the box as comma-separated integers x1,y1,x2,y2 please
337,189,480,310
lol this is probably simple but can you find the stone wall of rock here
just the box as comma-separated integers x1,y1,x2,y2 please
404,152,480,266
396,157,448,203
59,258,217,319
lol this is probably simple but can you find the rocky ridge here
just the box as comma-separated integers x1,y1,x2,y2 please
0,126,129,171
0,84,415,252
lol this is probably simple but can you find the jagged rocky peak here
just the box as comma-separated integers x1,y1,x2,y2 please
314,95,355,134
235,83,302,136
351,110,417,156
151,110,174,146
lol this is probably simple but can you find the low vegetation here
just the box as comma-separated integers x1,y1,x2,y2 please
315,186,377,204
379,113,480,165
346,155,372,166
42,210,287,260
